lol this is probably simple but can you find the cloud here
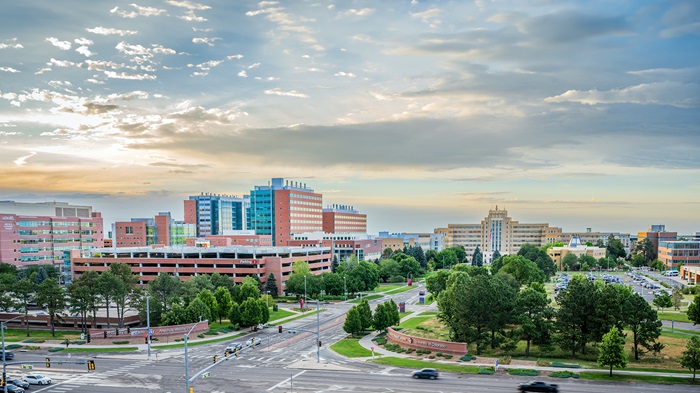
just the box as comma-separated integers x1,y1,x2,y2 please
74,38,94,46
544,81,700,108
46,37,71,50
192,37,221,46
86,27,138,36
334,71,356,77
14,152,36,166
0,67,20,73
104,71,157,80
238,70,247,77
264,88,309,98
75,46,94,57
178,10,207,22
411,8,441,26
111,4,166,18
166,0,211,10
342,8,375,17
519,10,631,44
48,58,80,67
227,54,244,60
0,38,23,49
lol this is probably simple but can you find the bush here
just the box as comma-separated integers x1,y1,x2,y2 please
205,330,219,335
444,354,453,359
112,340,130,345
197,334,205,338
25,346,40,350
460,354,476,361
549,371,580,379
405,348,414,354
71,340,86,345
498,355,512,365
536,359,551,367
551,362,580,368
48,347,64,352
22,339,45,344
436,352,443,357
478,366,494,375
388,275,406,283
416,349,432,355
508,369,539,376
428,355,435,359
5,344,22,350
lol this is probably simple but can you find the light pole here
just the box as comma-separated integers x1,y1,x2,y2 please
304,275,307,302
184,321,201,393
266,291,270,308
146,295,151,359
2,315,24,393
343,276,346,301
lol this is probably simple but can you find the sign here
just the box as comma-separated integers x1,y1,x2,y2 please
202,372,210,379
300,298,304,309
371,346,374,351
80,333,85,340
408,278,413,286
21,365,33,369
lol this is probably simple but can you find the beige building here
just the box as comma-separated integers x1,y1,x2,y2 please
435,207,561,262
548,235,606,269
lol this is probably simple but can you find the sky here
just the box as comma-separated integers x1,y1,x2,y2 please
0,0,699,236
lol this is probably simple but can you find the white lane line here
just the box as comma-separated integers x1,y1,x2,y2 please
266,370,306,391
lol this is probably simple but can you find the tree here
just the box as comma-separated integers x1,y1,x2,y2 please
389,299,401,326
97,271,121,329
210,272,236,297
228,302,241,326
623,293,663,360
491,249,501,263
517,244,557,277
343,306,363,335
34,267,48,285
214,286,233,324
109,263,138,327
357,299,372,331
561,253,579,271
605,234,627,261
236,276,261,303
597,326,628,376
425,269,451,298
14,278,35,337
68,271,99,332
653,294,673,312
378,259,401,282
347,261,380,292
680,336,700,382
672,288,683,311
149,273,182,313
331,255,339,272
517,285,554,357
185,297,211,324
161,303,188,326
687,293,700,325
556,275,597,356
472,246,483,267
196,289,219,321
639,238,655,263
36,278,66,337
392,253,421,279
371,303,391,332
499,255,546,285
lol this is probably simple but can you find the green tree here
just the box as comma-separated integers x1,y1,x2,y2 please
672,288,683,311
236,276,261,303
214,286,233,324
472,246,483,267
653,293,673,312
347,261,380,292
499,255,546,285
68,271,99,332
331,255,339,272
630,253,646,268
491,249,501,262
517,285,554,357
687,293,700,325
598,326,628,376
265,273,278,296
392,253,421,279
161,303,188,326
185,297,212,323
623,293,663,360
320,272,344,296
388,299,400,326
434,248,457,269
34,266,48,284
592,283,632,342
109,263,138,327
196,289,219,320
14,278,35,337
36,278,66,337
561,253,579,271
343,306,363,335
149,273,182,313
228,302,241,326
378,259,401,282
639,238,655,263
210,272,236,297
605,234,627,261
371,303,392,332
556,275,597,356
517,244,557,277
357,299,372,331
425,269,451,298
97,271,121,329
680,336,700,382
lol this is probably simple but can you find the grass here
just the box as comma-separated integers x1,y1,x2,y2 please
273,309,323,325
269,308,296,322
373,284,403,293
580,371,698,385
330,339,378,358
658,312,691,323
2,329,81,340
153,332,246,349
384,286,419,295
661,327,700,337
398,316,433,330
369,356,481,374
65,347,139,353
349,294,383,303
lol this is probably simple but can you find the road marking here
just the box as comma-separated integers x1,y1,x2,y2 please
266,370,306,391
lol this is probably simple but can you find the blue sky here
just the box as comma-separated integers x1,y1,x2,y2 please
0,0,698,235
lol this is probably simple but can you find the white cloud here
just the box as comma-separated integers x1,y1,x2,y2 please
74,37,94,46
192,37,221,46
0,38,23,49
86,27,138,36
264,88,308,98
248,63,261,69
49,58,80,67
104,71,157,80
334,71,356,77
75,46,94,57
411,8,441,27
14,152,36,166
111,4,166,18
178,10,207,22
86,78,105,84
46,37,72,50
86,60,126,71
166,0,211,10
227,54,244,60
238,70,247,77
0,67,20,73
544,81,700,108
343,8,375,17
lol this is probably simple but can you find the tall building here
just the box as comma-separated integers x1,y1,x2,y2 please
638,225,677,257
658,241,700,269
113,212,195,248
248,178,323,246
435,207,561,262
0,201,104,266
185,194,248,237
289,232,382,261
322,204,366,233
377,232,444,252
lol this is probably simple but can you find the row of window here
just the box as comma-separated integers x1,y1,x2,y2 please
16,221,95,227
17,230,98,235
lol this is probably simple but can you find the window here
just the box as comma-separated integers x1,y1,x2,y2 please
125,226,134,234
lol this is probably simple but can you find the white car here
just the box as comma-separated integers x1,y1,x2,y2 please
23,374,52,385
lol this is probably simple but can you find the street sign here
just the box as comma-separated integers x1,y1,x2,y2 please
202,372,210,379
371,347,374,351
21,365,33,369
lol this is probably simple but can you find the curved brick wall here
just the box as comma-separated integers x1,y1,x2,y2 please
386,327,467,355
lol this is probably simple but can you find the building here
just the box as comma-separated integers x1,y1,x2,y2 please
68,244,331,296
289,232,382,261
185,194,248,237
0,201,104,267
185,231,272,247
248,178,323,246
548,235,607,270
560,229,631,255
377,232,444,253
638,225,677,256
322,204,367,233
658,241,700,269
113,212,195,248
435,207,561,263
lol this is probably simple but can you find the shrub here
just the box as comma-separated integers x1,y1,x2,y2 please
436,352,443,357
549,371,580,379
22,339,45,344
498,355,512,365
112,340,130,345
205,330,218,335
25,346,40,350
388,275,407,283
460,354,476,361
405,348,415,354
229,324,239,331
550,362,580,368
478,366,494,375
48,347,64,352
197,334,205,338
444,354,453,359
5,344,22,350
428,355,435,359
508,369,538,376
536,359,551,367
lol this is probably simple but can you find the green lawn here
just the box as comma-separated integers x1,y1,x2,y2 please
65,347,138,353
369,357,480,374
398,316,432,330
580,371,698,385
330,339,378,358
373,284,403,293
153,332,246,349
658,312,691,323
3,329,81,340
269,308,296,322
384,286,418,295
349,294,383,303
272,309,324,326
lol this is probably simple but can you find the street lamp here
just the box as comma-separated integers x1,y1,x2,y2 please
266,291,270,308
304,275,307,303
184,320,202,393
2,315,25,393
343,276,346,301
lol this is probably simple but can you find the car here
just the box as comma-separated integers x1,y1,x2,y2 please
6,384,24,393
9,378,30,389
225,342,243,353
0,350,14,360
23,374,52,385
518,380,558,392
247,337,262,347
412,368,439,380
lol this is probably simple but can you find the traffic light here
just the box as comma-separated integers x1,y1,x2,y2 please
87,360,96,371
115,328,119,336
189,387,194,393
1,371,5,387
213,355,218,363
127,327,131,334
278,325,282,333
87,333,91,343
103,331,107,339
45,357,51,368
145,336,148,344
235,348,239,357
318,340,322,347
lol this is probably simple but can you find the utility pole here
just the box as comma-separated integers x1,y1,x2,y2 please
146,296,151,359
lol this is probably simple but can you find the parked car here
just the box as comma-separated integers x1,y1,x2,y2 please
6,384,24,393
0,350,14,360
9,378,30,389
412,368,439,380
518,380,558,392
23,374,52,385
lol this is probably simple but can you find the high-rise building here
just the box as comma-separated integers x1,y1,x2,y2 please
248,178,322,246
185,194,248,237
113,212,195,248
638,225,677,257
0,201,104,266
322,204,366,233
